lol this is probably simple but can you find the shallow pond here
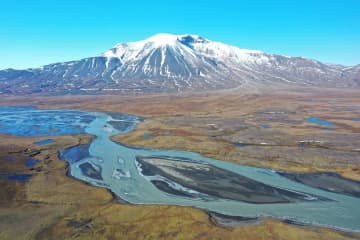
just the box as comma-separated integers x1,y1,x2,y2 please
33,139,55,145
0,173,33,181
25,158,40,167
306,117,336,127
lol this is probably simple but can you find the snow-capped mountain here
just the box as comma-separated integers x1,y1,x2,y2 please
0,33,359,94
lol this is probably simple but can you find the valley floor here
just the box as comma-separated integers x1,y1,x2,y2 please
1,86,360,239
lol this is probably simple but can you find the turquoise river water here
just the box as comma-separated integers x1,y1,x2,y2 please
0,107,359,231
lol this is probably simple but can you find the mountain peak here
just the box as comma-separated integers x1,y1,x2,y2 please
111,33,206,49
145,33,179,46
102,33,207,60
144,33,208,46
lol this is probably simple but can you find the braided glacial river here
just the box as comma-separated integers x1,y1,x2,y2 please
0,107,359,231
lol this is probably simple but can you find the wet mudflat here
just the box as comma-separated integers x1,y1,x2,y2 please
136,156,327,204
279,172,360,198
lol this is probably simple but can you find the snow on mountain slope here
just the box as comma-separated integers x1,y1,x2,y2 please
0,33,359,95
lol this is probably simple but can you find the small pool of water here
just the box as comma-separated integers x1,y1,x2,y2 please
33,139,55,145
59,144,90,164
4,156,16,161
306,117,336,127
25,158,40,167
233,143,253,147
143,133,152,139
0,173,33,181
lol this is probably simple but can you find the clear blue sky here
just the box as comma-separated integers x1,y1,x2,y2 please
1,0,359,69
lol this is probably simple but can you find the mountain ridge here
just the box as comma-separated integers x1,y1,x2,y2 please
0,33,359,95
